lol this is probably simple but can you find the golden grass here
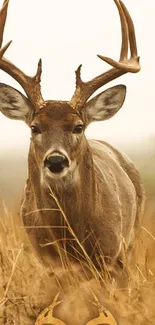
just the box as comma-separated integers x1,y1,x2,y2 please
0,193,155,325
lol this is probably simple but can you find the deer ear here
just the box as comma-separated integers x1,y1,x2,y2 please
0,83,33,122
84,85,126,123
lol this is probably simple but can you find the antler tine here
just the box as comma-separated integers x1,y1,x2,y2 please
0,58,44,109
0,0,12,58
0,0,44,110
98,0,129,65
0,40,11,58
120,0,138,58
70,0,140,111
96,0,140,72
0,0,9,48
114,0,128,61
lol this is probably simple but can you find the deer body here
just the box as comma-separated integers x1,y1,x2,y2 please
21,132,144,266
0,0,145,267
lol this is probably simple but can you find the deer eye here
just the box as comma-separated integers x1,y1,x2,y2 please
31,125,41,134
72,124,84,134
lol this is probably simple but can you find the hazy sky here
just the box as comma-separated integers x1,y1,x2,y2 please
0,0,154,150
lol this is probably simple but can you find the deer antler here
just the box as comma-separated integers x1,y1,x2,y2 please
0,0,140,111
0,0,10,58
70,0,140,111
0,0,44,110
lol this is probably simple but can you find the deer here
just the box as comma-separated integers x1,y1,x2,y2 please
0,0,145,269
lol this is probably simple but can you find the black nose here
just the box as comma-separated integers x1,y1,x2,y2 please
44,153,69,173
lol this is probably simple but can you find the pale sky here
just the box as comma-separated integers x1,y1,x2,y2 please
0,0,154,150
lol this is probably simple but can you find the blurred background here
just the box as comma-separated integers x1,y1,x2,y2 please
0,0,154,212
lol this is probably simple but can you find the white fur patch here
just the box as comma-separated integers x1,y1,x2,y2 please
36,134,42,143
43,147,70,163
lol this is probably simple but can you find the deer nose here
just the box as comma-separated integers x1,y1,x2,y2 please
44,152,69,173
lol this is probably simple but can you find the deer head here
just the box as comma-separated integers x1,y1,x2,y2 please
0,0,140,181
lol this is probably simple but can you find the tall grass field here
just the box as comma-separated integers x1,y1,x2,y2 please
0,142,155,325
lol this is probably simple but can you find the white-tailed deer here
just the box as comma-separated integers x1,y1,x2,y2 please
0,0,145,268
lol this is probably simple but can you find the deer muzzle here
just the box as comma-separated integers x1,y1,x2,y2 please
44,151,70,174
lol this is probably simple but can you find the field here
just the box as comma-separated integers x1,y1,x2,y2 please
0,140,155,325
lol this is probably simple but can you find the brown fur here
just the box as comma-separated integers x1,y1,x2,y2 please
0,0,144,272
18,100,145,268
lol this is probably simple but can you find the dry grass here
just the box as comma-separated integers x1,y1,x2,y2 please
0,156,155,325
0,194,155,325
